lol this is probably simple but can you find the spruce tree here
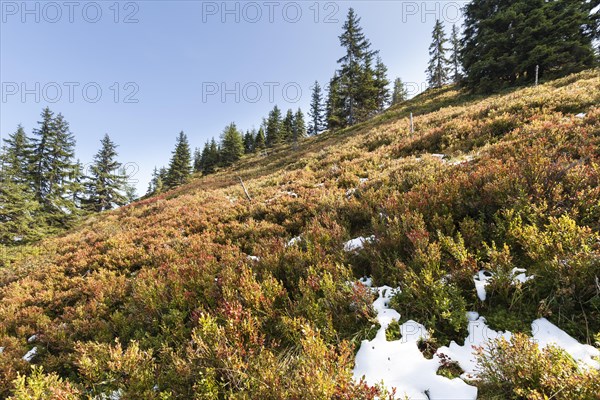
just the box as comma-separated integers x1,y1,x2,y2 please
461,0,597,91
0,127,42,245
193,147,203,173
220,123,244,166
202,138,220,174
147,166,161,195
374,56,390,113
337,8,377,125
326,73,345,131
426,20,450,89
391,78,409,105
449,24,462,83
282,109,295,142
84,134,128,212
243,130,255,153
30,109,79,229
266,106,283,147
165,131,192,187
254,127,266,151
308,81,325,135
292,109,307,144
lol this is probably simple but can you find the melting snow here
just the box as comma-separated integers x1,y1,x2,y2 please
343,236,375,252
355,281,599,398
532,318,600,369
473,270,492,301
437,317,511,378
23,346,37,362
286,236,302,248
511,267,534,283
358,277,373,287
353,286,478,399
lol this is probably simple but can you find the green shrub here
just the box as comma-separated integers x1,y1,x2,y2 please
476,333,600,399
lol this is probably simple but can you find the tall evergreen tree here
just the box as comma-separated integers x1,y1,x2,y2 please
147,166,161,195
326,73,345,131
461,0,597,91
308,81,325,135
243,130,255,153
84,134,128,212
0,127,41,245
165,131,192,187
282,109,295,142
426,20,450,88
391,78,409,105
449,24,463,83
201,138,220,174
220,123,244,166
254,127,266,151
292,109,307,144
337,8,377,125
193,147,203,173
265,106,283,147
374,56,391,113
30,109,79,228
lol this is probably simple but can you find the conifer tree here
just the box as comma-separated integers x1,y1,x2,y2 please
391,78,409,105
326,73,345,131
165,131,192,187
449,24,462,83
254,127,266,151
282,109,295,141
0,127,41,245
461,0,597,91
374,56,391,113
84,134,128,212
337,8,377,125
243,130,255,153
30,109,79,229
147,166,161,195
426,20,450,88
202,138,220,174
292,109,307,144
308,81,325,135
266,106,283,147
193,147,203,173
220,123,244,166
120,166,138,203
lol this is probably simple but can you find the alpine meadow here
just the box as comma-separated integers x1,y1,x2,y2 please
1,1,600,399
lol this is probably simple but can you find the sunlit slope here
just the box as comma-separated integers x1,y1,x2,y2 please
0,70,599,398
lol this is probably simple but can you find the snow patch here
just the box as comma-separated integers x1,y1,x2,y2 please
358,276,373,287
353,286,478,399
511,267,534,283
345,188,357,198
23,346,38,362
247,255,260,262
473,270,492,301
437,317,511,378
359,178,369,184
27,334,37,343
343,236,375,252
286,236,302,248
532,318,600,369
575,112,586,118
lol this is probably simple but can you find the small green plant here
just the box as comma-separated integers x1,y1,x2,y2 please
385,319,401,341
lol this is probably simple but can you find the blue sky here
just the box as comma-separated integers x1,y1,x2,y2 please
1,1,466,193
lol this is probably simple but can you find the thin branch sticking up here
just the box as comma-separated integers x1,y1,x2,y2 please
238,176,252,202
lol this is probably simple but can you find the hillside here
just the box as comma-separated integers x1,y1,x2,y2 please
1,70,600,399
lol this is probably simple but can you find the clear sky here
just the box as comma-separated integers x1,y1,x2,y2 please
1,0,466,193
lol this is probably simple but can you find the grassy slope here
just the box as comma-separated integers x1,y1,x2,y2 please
1,70,599,398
